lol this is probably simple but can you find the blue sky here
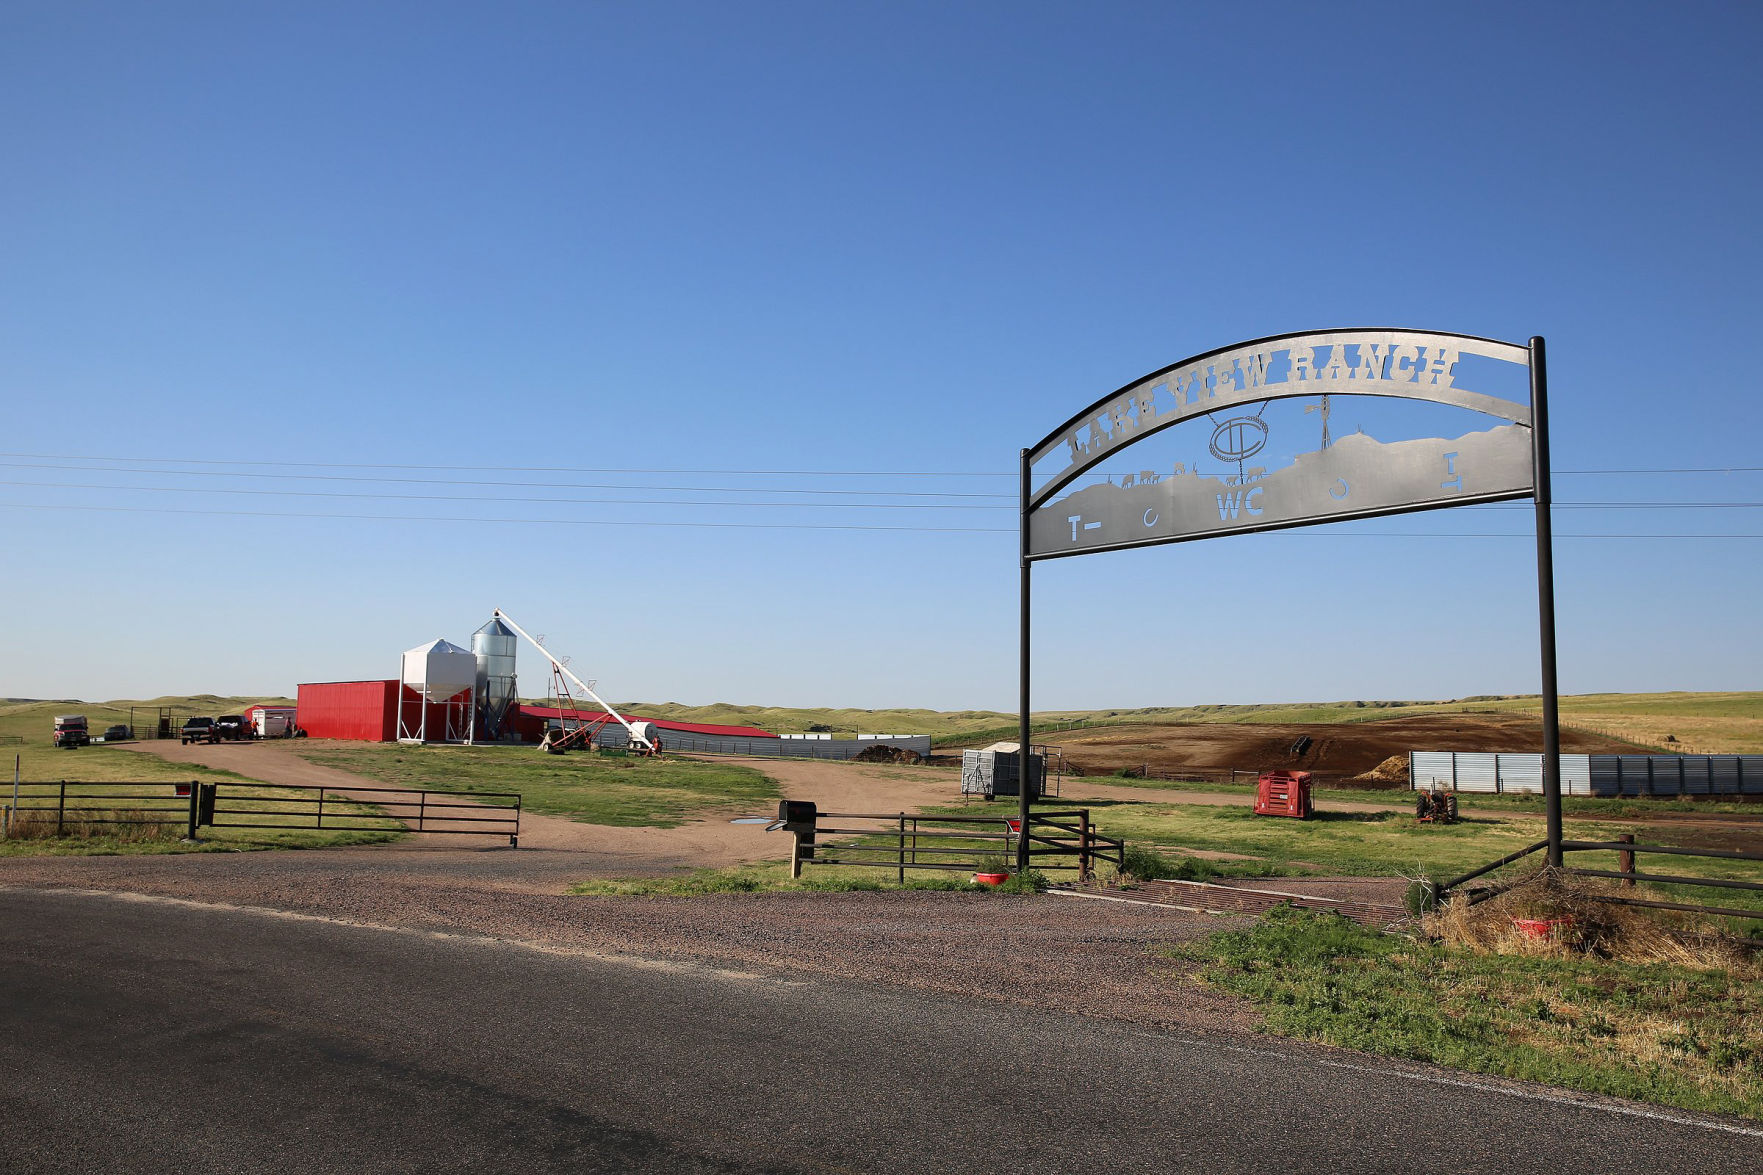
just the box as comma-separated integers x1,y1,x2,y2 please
1,1,1758,710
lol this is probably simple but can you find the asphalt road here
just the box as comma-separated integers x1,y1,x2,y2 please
3,887,1758,1173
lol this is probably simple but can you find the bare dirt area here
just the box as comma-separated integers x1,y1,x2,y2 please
1049,714,1645,781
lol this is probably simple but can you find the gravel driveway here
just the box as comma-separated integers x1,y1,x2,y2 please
0,847,1252,1036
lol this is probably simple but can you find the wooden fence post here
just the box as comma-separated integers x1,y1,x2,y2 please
1618,833,1636,887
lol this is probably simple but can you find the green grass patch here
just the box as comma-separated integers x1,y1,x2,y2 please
1176,907,1763,1120
293,743,779,828
1069,796,1762,901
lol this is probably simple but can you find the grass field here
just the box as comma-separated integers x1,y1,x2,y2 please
0,697,399,854
293,743,780,827
0,696,293,786
1177,908,1763,1121
610,692,1763,754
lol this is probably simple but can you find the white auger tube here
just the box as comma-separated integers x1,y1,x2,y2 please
492,609,655,751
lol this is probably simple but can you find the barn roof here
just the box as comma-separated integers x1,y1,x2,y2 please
512,705,777,739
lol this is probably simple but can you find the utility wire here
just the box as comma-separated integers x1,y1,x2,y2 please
0,461,1016,499
2,476,1759,514
0,479,1019,511
2,499,1759,539
0,451,1015,478
2,450,1759,479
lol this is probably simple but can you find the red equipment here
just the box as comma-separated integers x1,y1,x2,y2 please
1254,770,1314,818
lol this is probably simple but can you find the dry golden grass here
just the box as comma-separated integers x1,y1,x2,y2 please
4,806,183,845
1428,868,1759,974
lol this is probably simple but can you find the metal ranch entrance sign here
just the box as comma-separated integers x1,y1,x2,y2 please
1013,329,1567,871
1027,329,1536,558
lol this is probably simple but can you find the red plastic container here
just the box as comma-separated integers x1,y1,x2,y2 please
1254,770,1314,818
1512,916,1575,940
972,872,1010,886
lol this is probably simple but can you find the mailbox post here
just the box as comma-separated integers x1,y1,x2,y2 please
777,800,818,879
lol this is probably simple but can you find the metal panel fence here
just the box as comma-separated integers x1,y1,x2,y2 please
787,809,1124,882
1411,751,1763,796
595,728,933,760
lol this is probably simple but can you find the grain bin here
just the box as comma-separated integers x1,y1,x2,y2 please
472,616,518,740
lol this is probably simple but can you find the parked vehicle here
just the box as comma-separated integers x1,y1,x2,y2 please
52,715,89,749
215,715,248,741
247,706,298,738
101,724,133,742
181,717,220,745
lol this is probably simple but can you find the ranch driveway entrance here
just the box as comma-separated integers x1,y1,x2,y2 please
119,741,979,867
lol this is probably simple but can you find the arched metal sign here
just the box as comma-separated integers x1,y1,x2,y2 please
1014,330,1565,869
1027,329,1535,558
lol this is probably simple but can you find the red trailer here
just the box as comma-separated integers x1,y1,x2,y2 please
1254,769,1314,819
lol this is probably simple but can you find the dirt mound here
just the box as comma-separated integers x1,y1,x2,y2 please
1356,755,1410,783
851,744,924,765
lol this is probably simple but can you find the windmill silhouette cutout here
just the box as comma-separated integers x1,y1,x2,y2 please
1305,395,1332,450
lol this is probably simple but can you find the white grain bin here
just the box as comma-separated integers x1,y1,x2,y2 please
402,639,477,700
397,638,479,743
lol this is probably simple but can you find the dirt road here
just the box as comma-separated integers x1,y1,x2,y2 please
122,741,982,868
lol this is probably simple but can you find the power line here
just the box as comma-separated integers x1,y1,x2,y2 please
3,450,1759,479
2,499,1759,539
4,476,1760,514
0,461,1017,499
0,479,1018,511
0,451,1016,478
0,500,1011,533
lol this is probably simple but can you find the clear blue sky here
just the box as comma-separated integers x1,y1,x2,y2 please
2,1,1758,710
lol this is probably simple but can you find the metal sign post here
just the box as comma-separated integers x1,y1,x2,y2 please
1017,448,1033,873
1018,328,1564,873
1528,336,1563,865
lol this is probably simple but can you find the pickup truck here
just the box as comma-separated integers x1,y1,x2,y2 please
215,715,248,741
181,717,221,745
52,714,90,749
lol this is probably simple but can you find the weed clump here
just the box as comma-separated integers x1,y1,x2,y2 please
5,807,181,845
1428,868,1759,973
1121,844,1221,883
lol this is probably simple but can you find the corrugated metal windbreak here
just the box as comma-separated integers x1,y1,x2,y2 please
295,680,398,741
603,729,933,759
1415,751,1761,796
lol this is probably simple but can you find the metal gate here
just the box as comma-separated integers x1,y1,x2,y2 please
200,781,522,845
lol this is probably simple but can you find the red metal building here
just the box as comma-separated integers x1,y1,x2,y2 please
295,680,399,741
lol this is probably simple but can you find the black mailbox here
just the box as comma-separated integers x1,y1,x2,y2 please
776,800,817,874
776,799,817,831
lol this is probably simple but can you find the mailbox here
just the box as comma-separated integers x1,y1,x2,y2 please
776,800,818,876
776,799,817,832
